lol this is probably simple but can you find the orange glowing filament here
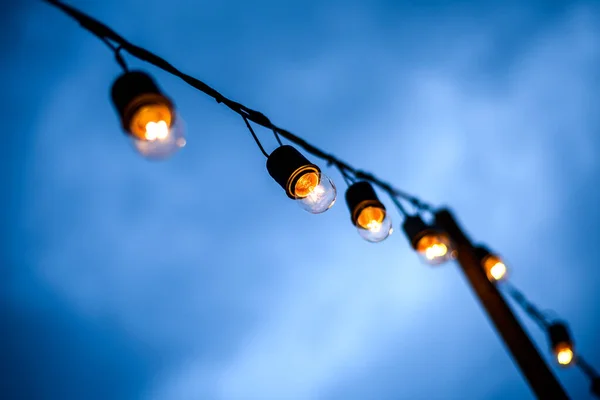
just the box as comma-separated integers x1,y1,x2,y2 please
417,235,448,260
357,206,385,232
294,172,320,198
130,103,172,141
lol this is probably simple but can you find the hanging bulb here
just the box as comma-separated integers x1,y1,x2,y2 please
266,145,336,214
402,215,454,265
548,322,575,367
555,344,574,366
475,246,508,282
345,181,392,242
111,71,185,159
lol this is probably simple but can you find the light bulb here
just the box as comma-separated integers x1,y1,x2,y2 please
555,343,574,366
403,215,454,265
266,145,335,214
346,181,392,243
356,206,392,242
294,172,336,214
483,254,507,282
129,105,185,160
111,71,185,160
474,246,508,283
548,322,574,367
416,233,454,265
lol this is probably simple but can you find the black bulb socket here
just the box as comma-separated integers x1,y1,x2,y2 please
345,181,385,226
402,214,437,249
266,145,320,199
548,322,573,351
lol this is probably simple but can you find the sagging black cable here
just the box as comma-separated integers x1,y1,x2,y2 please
44,0,433,211
242,116,269,158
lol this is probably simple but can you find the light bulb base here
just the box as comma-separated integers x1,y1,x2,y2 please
474,245,492,261
548,322,572,349
266,145,320,199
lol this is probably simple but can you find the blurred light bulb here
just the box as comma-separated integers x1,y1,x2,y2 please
294,172,336,214
111,71,185,160
403,215,454,264
129,103,185,159
416,233,453,265
483,254,508,282
130,103,172,140
356,206,392,242
489,263,506,280
555,343,574,366
548,322,574,367
346,182,392,243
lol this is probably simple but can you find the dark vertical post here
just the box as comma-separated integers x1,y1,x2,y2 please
435,209,569,399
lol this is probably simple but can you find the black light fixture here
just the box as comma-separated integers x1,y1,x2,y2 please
111,70,185,159
345,181,392,242
402,214,454,265
548,322,574,367
474,245,508,282
266,145,336,214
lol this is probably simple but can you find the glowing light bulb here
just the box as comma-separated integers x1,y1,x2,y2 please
112,71,185,160
355,206,392,242
556,344,574,366
490,262,507,281
416,234,454,265
481,254,508,282
294,172,336,214
345,182,392,243
130,103,171,140
425,243,448,260
265,145,335,214
129,104,185,160
548,322,575,368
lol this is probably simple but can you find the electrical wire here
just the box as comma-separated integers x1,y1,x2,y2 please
577,356,600,380
99,37,129,72
44,0,434,212
242,116,269,158
503,281,600,398
40,4,600,397
114,45,129,72
335,163,355,186
389,194,409,217
503,281,550,329
273,129,283,146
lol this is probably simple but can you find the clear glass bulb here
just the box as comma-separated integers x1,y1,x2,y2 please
356,206,393,242
293,172,336,214
416,233,454,265
129,104,185,160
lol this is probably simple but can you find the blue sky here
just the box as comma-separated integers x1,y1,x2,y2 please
2,1,600,399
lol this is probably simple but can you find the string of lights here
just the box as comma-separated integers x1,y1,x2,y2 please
43,0,432,216
44,0,596,397
502,282,600,397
